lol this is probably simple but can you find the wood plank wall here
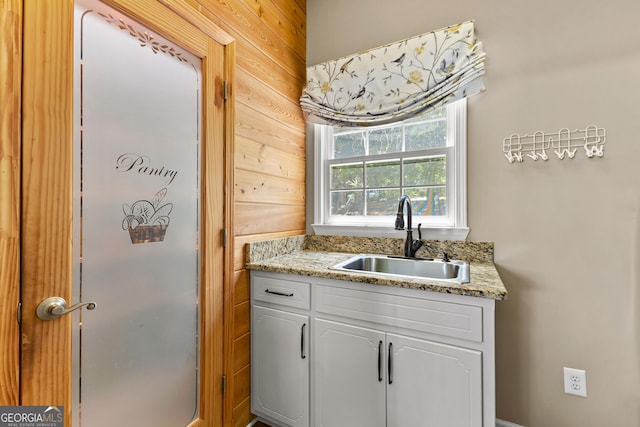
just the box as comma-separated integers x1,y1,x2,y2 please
186,0,307,425
0,0,22,407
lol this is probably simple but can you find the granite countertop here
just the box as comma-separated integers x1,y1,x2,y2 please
245,235,507,301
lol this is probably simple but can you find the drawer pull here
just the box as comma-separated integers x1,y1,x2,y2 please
265,289,294,297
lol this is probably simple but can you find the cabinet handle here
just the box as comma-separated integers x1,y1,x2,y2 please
388,342,393,385
265,289,294,297
301,323,306,359
378,340,383,382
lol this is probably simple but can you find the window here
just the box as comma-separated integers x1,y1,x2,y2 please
312,98,468,240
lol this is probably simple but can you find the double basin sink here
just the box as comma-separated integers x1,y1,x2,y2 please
330,254,470,284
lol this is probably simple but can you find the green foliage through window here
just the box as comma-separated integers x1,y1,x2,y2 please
329,108,449,219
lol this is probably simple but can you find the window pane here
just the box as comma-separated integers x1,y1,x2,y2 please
405,187,447,216
330,190,364,215
365,159,400,188
324,102,464,227
369,126,402,155
366,189,401,216
403,156,445,186
405,119,446,150
331,163,363,190
333,131,365,158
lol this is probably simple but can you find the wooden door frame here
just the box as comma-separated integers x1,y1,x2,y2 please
0,0,22,407
16,0,235,425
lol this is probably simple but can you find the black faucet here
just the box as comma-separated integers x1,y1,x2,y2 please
395,195,424,258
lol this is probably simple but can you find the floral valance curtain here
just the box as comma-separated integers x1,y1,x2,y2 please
300,21,486,127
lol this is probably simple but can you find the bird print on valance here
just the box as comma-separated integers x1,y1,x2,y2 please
300,21,486,126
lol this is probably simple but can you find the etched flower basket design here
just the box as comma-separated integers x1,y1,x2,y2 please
122,188,173,244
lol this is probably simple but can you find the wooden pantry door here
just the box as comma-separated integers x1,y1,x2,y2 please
19,0,233,425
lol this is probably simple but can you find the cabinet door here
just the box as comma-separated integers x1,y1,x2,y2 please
386,333,482,427
314,319,386,427
252,306,309,427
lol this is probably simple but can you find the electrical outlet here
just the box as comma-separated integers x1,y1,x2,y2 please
563,367,587,397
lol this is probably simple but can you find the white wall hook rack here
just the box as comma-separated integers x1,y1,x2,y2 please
503,125,606,163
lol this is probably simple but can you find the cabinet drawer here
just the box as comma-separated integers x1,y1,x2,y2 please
315,285,483,342
253,275,311,310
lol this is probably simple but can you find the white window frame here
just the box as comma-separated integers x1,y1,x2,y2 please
311,98,469,241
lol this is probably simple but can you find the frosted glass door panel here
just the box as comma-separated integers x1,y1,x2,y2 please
73,1,201,425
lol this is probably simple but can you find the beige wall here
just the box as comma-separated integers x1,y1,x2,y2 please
308,0,640,426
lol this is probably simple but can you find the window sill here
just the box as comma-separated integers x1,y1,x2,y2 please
311,224,470,241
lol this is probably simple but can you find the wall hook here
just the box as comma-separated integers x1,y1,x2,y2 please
503,125,606,163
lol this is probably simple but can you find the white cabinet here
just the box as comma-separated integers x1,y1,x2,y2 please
386,333,481,427
250,271,496,427
314,319,482,427
314,319,386,427
251,277,311,427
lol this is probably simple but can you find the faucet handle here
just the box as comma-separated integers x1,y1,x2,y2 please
441,251,450,263
417,223,422,240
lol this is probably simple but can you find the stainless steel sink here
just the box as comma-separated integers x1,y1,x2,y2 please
330,254,470,283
